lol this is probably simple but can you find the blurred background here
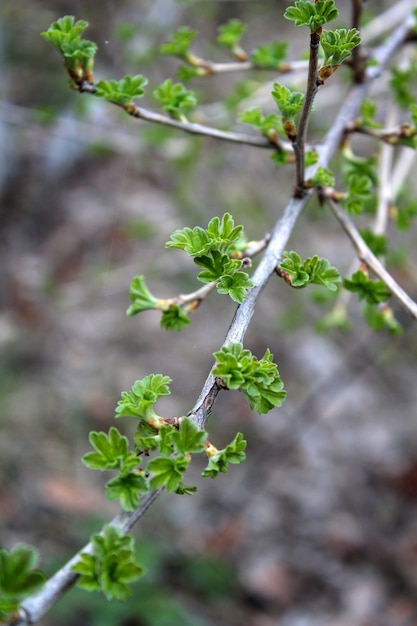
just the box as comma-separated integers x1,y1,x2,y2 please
1,1,417,624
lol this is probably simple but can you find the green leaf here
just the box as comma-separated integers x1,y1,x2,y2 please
320,28,361,67
343,270,391,305
160,305,191,331
271,82,304,121
105,472,148,511
213,343,286,414
171,417,207,453
358,229,388,257
202,433,247,478
217,19,247,49
284,0,338,32
95,75,148,106
312,166,334,187
126,275,158,317
194,250,231,282
251,42,288,69
395,198,417,231
239,108,284,140
166,225,210,255
116,374,171,421
153,79,197,120
0,545,45,600
359,98,381,129
148,455,190,492
216,271,254,303
73,526,143,600
342,173,373,215
41,16,89,53
279,251,341,291
41,16,96,81
305,150,319,166
82,427,137,471
390,65,417,109
363,303,402,335
160,27,198,59
206,213,243,252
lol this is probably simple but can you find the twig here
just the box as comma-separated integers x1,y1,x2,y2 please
14,11,415,626
374,102,398,236
184,58,309,75
292,28,321,197
351,0,365,83
327,197,417,320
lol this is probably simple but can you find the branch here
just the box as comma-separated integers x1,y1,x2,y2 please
293,28,321,197
327,197,417,320
182,58,309,75
14,10,415,626
351,0,365,82
79,82,290,151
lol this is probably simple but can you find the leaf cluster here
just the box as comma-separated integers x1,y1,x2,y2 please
95,75,148,107
153,79,197,120
284,0,338,32
279,251,341,291
342,173,373,215
251,42,288,70
271,82,304,122
217,19,247,51
213,343,286,414
320,28,361,68
0,545,45,622
239,107,284,142
160,27,197,60
343,269,391,305
202,433,247,478
166,213,253,303
41,16,97,83
72,526,143,601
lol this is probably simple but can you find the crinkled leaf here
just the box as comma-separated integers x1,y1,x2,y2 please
71,553,101,592
0,545,45,599
271,82,304,120
160,305,191,331
126,275,158,317
116,374,171,420
321,28,361,66
343,270,391,305
202,433,247,478
95,75,148,106
217,19,247,49
160,27,197,59
166,225,210,255
251,42,288,69
153,79,197,119
171,417,207,453
217,271,253,303
194,250,230,283
82,427,136,471
284,0,338,31
148,455,190,492
105,472,148,511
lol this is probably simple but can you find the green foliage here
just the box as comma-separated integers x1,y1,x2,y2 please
41,16,97,82
390,64,417,109
83,427,139,472
312,166,335,187
95,75,148,106
116,375,171,422
363,304,402,335
213,343,286,414
279,251,341,291
0,545,45,622
153,79,197,120
271,82,304,121
320,28,361,67
284,0,338,32
394,198,417,231
105,472,148,511
239,108,284,141
358,229,388,257
160,305,191,331
160,27,197,60
342,173,373,215
251,42,288,69
166,214,253,303
72,526,143,600
343,270,391,305
359,98,381,129
202,433,247,478
305,150,319,167
217,19,247,50
126,275,158,316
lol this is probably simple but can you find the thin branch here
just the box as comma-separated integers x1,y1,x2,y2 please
13,11,415,626
374,103,397,236
292,28,321,197
327,197,417,320
184,58,309,75
351,0,365,83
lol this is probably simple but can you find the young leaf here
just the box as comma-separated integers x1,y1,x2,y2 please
342,173,373,215
216,271,254,303
126,275,158,317
194,250,231,283
320,28,361,67
284,0,338,32
71,553,101,592
153,79,197,120
170,417,207,454
95,75,148,106
363,303,402,335
116,374,171,421
148,455,190,492
239,108,284,141
359,98,381,129
105,472,148,511
358,229,388,257
166,225,210,256
0,545,45,599
343,270,391,305
217,19,247,50
82,427,136,471
279,251,340,291
160,305,191,331
160,27,197,60
251,42,288,70
271,82,304,121
202,432,247,478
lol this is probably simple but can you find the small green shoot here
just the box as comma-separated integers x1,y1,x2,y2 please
343,269,391,305
278,251,341,291
284,0,339,32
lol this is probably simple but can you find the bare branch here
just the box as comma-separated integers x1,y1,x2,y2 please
327,197,417,320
